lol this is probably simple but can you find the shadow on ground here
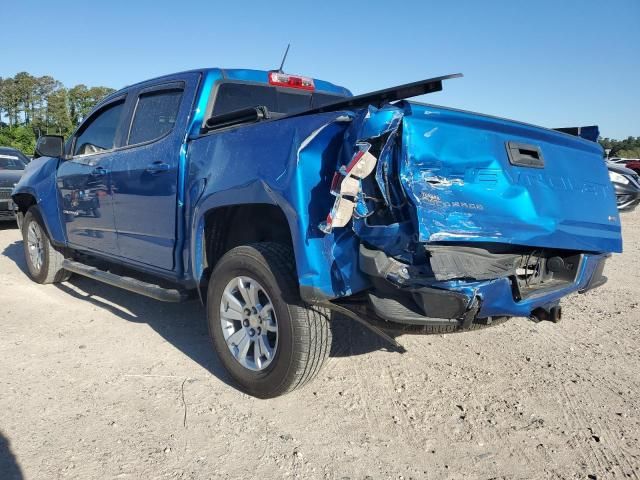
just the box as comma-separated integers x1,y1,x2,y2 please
2,238,391,392
0,431,23,480
3,240,27,273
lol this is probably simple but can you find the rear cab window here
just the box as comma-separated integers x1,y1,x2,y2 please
211,82,346,117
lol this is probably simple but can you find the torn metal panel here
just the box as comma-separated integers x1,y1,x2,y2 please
319,142,375,233
319,104,414,257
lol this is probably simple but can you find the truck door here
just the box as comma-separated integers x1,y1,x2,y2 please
110,75,197,270
57,97,127,255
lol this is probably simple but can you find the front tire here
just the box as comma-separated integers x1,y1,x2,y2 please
22,208,70,284
207,243,332,398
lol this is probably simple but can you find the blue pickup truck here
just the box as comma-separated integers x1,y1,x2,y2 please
12,68,621,397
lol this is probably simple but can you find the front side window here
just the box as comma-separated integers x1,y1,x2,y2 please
74,100,125,156
128,89,183,145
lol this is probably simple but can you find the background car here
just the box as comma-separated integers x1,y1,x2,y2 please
609,158,640,174
607,161,640,211
0,147,29,223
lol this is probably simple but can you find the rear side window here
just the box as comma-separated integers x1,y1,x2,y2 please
74,100,125,156
128,89,183,145
212,83,344,116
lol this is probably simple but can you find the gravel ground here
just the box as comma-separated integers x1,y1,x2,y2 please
0,213,639,480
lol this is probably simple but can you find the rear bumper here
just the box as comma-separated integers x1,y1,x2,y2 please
362,248,608,327
451,253,606,318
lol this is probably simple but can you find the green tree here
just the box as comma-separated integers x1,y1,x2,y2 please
599,136,640,159
13,72,37,124
68,84,115,125
46,89,72,136
0,125,37,154
0,71,115,152
0,76,21,127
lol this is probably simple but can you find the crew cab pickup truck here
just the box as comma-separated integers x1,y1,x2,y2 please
12,68,621,398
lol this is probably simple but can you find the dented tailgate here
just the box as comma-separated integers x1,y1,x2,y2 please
400,103,622,253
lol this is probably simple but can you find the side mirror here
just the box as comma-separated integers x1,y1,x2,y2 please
35,135,64,158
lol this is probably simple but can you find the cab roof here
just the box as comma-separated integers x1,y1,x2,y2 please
108,68,352,100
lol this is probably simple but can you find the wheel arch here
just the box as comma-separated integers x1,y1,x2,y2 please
12,157,66,246
192,199,301,302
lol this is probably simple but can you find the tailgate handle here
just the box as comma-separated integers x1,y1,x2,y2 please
506,141,545,168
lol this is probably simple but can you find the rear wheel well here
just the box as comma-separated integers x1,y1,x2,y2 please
203,204,294,281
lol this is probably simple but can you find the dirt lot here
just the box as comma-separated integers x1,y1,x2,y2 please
0,213,639,480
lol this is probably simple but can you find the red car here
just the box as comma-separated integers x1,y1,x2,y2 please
623,160,640,174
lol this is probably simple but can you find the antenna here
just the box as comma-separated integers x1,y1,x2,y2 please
278,44,291,73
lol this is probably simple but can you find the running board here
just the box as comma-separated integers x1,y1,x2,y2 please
62,259,188,302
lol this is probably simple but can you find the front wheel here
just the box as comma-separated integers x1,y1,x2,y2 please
22,208,70,284
207,243,332,398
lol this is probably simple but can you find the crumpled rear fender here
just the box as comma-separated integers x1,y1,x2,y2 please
188,111,372,300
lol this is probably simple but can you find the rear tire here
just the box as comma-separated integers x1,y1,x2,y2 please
22,208,70,284
207,242,332,398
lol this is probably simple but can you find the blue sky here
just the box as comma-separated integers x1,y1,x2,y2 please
2,0,638,139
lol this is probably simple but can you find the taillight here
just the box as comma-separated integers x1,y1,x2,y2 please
268,71,315,90
320,142,377,234
342,142,377,178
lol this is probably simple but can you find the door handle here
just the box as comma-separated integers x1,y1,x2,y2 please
91,166,108,176
146,161,171,174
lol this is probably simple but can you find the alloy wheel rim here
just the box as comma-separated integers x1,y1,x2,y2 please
219,276,278,371
27,222,44,273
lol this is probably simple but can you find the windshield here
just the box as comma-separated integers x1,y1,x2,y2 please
212,83,345,117
0,153,27,170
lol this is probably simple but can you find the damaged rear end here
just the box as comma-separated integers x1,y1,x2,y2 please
319,98,621,332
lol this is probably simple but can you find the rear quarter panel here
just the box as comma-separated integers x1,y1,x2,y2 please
188,111,370,299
